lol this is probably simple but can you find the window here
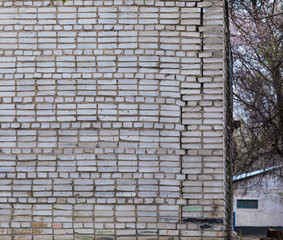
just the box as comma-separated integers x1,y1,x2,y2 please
237,199,258,209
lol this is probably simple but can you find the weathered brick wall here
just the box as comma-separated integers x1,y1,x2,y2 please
0,0,229,239
223,1,233,238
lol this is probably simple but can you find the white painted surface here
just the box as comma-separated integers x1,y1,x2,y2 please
233,172,283,227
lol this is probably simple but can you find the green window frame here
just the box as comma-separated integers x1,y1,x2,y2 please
237,199,258,209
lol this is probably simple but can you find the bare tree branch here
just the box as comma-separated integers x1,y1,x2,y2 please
230,0,283,181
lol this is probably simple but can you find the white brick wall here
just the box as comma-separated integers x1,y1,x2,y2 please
0,0,227,239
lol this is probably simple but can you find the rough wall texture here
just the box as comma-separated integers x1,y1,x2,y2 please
0,0,229,239
223,0,233,238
